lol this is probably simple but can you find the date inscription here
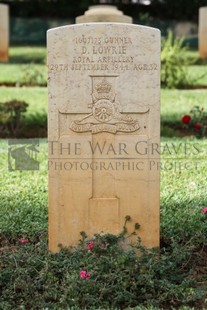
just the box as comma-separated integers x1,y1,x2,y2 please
48,62,158,72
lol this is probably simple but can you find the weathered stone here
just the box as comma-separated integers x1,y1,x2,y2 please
0,4,9,62
174,22,197,38
47,23,160,253
199,7,207,58
76,5,132,23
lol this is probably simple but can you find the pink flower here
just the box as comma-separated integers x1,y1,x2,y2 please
87,240,94,251
19,238,29,243
80,270,87,279
201,207,207,214
85,272,91,280
80,270,91,280
182,115,191,124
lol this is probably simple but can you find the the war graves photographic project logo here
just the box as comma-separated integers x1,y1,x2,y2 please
8,139,39,171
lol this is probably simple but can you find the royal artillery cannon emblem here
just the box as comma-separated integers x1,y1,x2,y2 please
70,75,141,134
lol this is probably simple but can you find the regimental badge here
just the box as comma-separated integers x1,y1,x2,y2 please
70,75,140,134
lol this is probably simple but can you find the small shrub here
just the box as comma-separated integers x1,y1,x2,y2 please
0,100,28,136
22,113,47,137
0,101,47,138
181,106,207,138
161,32,192,89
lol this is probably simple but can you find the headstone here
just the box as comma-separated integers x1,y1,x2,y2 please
199,7,207,58
48,23,160,253
174,22,197,38
76,5,132,23
0,4,9,62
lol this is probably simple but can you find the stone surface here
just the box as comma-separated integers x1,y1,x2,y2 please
174,22,197,37
76,5,132,23
0,4,9,62
47,23,160,253
199,7,207,58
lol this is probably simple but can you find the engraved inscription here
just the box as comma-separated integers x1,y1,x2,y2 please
48,62,157,72
74,36,132,45
47,35,159,73
70,75,148,134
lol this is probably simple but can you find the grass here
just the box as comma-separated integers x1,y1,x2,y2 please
161,89,207,123
160,137,207,245
0,86,47,115
0,63,47,85
184,50,207,65
187,65,207,87
160,89,207,137
9,46,46,64
0,87,47,137
0,139,48,237
0,47,46,85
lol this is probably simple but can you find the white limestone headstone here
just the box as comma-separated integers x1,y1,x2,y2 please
47,23,160,253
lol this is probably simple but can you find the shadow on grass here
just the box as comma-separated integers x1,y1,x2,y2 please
8,46,46,64
9,54,45,64
161,121,206,138
0,113,47,138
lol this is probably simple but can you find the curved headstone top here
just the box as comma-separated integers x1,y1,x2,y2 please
76,5,132,23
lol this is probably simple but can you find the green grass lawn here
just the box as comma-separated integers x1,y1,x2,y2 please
187,65,207,86
9,46,46,64
0,63,47,85
0,139,48,237
0,86,47,115
0,47,46,85
161,89,207,123
0,87,47,137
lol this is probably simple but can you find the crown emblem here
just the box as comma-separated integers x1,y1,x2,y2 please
95,78,111,93
70,75,141,134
